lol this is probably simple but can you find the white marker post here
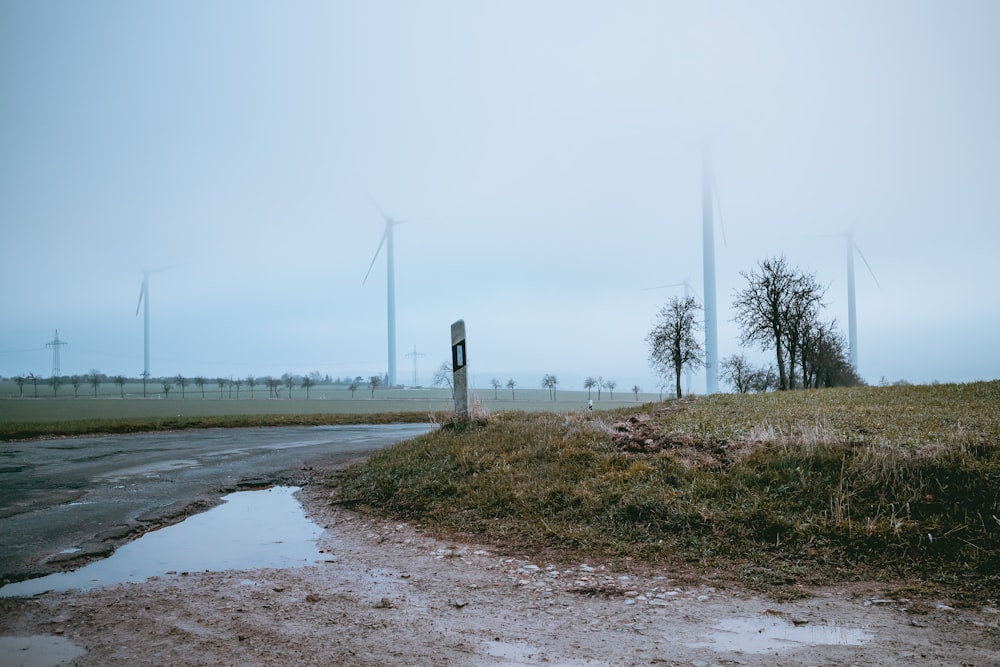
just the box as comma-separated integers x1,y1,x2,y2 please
451,319,469,419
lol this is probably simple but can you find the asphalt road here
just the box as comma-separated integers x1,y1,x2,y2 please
0,424,435,584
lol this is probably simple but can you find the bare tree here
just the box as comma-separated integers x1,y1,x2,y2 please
28,373,39,398
349,380,359,398
647,295,705,398
800,320,862,388
194,376,207,398
301,375,315,399
632,384,640,400
541,374,558,400
50,376,63,397
506,378,517,400
245,375,256,399
13,375,26,398
732,256,825,390
88,370,102,397
232,378,243,399
161,380,173,398
605,379,617,400
368,375,382,398
432,361,453,397
584,377,597,399
175,374,188,398
114,375,127,397
216,377,227,398
71,375,82,397
720,354,755,393
283,373,295,399
490,378,502,399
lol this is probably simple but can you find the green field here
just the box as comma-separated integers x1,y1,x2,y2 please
0,379,654,439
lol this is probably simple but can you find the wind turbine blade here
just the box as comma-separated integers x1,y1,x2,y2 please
135,283,144,316
362,231,388,286
369,197,388,222
644,282,685,290
853,243,882,290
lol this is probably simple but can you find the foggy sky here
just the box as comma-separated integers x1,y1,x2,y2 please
2,1,999,394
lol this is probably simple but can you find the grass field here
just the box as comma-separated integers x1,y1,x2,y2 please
330,381,1000,604
0,380,650,439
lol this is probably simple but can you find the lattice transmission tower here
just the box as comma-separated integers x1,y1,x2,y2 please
46,329,68,377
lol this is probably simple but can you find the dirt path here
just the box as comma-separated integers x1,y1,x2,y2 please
1,474,998,666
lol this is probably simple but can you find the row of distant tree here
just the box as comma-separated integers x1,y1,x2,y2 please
5,371,393,399
648,254,864,398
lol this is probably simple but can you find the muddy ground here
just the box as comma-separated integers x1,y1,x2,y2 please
1,465,998,666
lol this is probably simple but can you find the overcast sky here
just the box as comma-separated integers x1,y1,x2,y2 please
2,1,998,394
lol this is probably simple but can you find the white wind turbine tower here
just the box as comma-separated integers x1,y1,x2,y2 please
844,229,880,371
701,145,727,395
135,266,175,378
362,205,406,388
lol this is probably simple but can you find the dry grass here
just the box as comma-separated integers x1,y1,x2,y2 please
329,381,1000,604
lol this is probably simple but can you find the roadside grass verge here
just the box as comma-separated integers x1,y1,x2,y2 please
328,381,1000,603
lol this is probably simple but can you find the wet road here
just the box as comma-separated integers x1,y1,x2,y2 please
0,424,435,583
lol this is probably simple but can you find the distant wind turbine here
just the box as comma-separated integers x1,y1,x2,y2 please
701,144,726,394
843,229,881,371
362,204,407,388
135,265,176,378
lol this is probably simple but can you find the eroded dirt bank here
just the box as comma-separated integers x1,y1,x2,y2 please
1,473,998,666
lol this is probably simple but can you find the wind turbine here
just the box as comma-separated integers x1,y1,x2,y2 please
701,144,727,395
843,229,880,371
135,266,175,378
362,205,405,388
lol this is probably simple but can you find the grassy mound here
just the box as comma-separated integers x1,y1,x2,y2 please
329,382,1000,603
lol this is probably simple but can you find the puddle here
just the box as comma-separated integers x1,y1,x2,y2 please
0,635,86,667
1,487,323,597
687,613,871,653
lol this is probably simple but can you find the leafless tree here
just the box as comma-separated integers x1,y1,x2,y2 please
720,354,755,393
584,377,597,399
175,374,188,398
301,375,315,399
647,295,704,398
732,256,825,390
490,378,502,399
506,378,516,400
368,375,381,398
541,374,558,400
89,371,102,397
71,375,82,397
433,362,453,397
114,375,126,397
604,379,617,400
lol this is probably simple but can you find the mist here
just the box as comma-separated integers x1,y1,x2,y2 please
2,1,998,393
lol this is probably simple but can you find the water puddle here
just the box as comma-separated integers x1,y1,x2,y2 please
0,486,322,597
687,613,871,653
0,635,86,667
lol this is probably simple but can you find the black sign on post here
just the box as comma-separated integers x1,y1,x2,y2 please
452,339,466,372
451,320,469,419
